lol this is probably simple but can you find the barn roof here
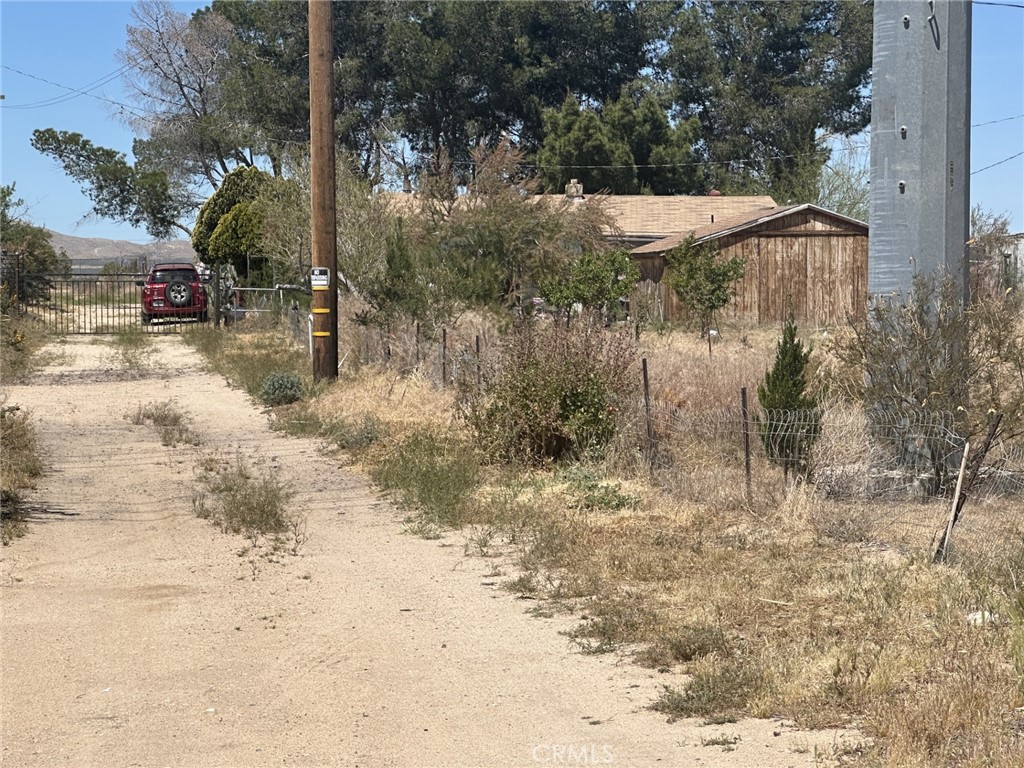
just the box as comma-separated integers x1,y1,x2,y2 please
630,203,868,255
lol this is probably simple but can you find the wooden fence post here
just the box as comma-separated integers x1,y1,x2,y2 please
933,413,1004,563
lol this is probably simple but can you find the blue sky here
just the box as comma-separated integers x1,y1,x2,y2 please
1,0,1023,245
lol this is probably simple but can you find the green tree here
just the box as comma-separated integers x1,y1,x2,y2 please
536,95,636,194
665,0,872,202
537,90,702,195
541,249,640,326
425,142,613,317
211,0,311,175
604,88,703,195
30,130,189,239
0,185,71,309
192,166,273,278
31,1,285,239
757,314,819,481
386,1,664,173
665,236,745,354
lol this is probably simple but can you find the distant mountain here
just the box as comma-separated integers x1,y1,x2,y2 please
47,231,198,274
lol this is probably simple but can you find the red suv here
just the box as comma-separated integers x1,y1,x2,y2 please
138,263,209,325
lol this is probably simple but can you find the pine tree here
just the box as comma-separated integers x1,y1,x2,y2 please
757,313,818,481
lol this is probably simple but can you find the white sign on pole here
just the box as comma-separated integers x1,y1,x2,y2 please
310,267,330,290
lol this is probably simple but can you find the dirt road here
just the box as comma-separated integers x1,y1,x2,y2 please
1,336,856,767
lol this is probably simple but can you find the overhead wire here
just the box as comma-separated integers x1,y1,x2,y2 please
972,151,1024,174
1,64,147,120
2,65,131,110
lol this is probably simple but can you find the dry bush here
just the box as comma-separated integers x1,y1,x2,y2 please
461,320,639,464
1,396,43,543
128,400,202,447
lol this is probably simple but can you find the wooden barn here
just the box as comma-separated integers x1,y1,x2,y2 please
629,203,868,326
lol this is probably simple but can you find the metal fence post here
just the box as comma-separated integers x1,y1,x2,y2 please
441,327,448,387
642,358,654,468
741,387,752,502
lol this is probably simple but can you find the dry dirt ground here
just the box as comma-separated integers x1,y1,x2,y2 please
1,335,861,767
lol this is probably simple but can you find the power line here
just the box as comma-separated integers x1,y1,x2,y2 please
1,64,145,119
972,151,1024,174
972,1,1024,8
972,113,1024,127
3,69,128,110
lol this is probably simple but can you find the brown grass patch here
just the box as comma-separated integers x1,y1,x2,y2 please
229,319,1024,766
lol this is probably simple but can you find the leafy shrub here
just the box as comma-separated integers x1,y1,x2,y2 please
540,249,640,325
558,464,639,510
461,321,638,464
665,235,746,343
370,429,481,527
259,372,303,406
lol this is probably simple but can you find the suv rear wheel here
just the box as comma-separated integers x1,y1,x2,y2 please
166,281,193,308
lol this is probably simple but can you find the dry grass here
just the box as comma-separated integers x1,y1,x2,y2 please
327,366,454,432
640,324,777,411
197,318,1024,766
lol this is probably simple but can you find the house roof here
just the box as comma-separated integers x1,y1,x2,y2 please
541,194,779,239
383,190,778,238
630,203,868,255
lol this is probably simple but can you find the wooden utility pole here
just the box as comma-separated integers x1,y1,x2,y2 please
309,0,338,379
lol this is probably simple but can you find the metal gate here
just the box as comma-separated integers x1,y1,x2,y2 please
6,273,203,334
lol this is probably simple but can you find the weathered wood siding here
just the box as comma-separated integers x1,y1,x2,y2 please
637,210,867,327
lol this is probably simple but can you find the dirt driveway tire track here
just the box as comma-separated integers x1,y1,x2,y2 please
1,336,857,767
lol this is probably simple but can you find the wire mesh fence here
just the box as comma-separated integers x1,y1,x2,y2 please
632,395,1023,564
293,315,1022,565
